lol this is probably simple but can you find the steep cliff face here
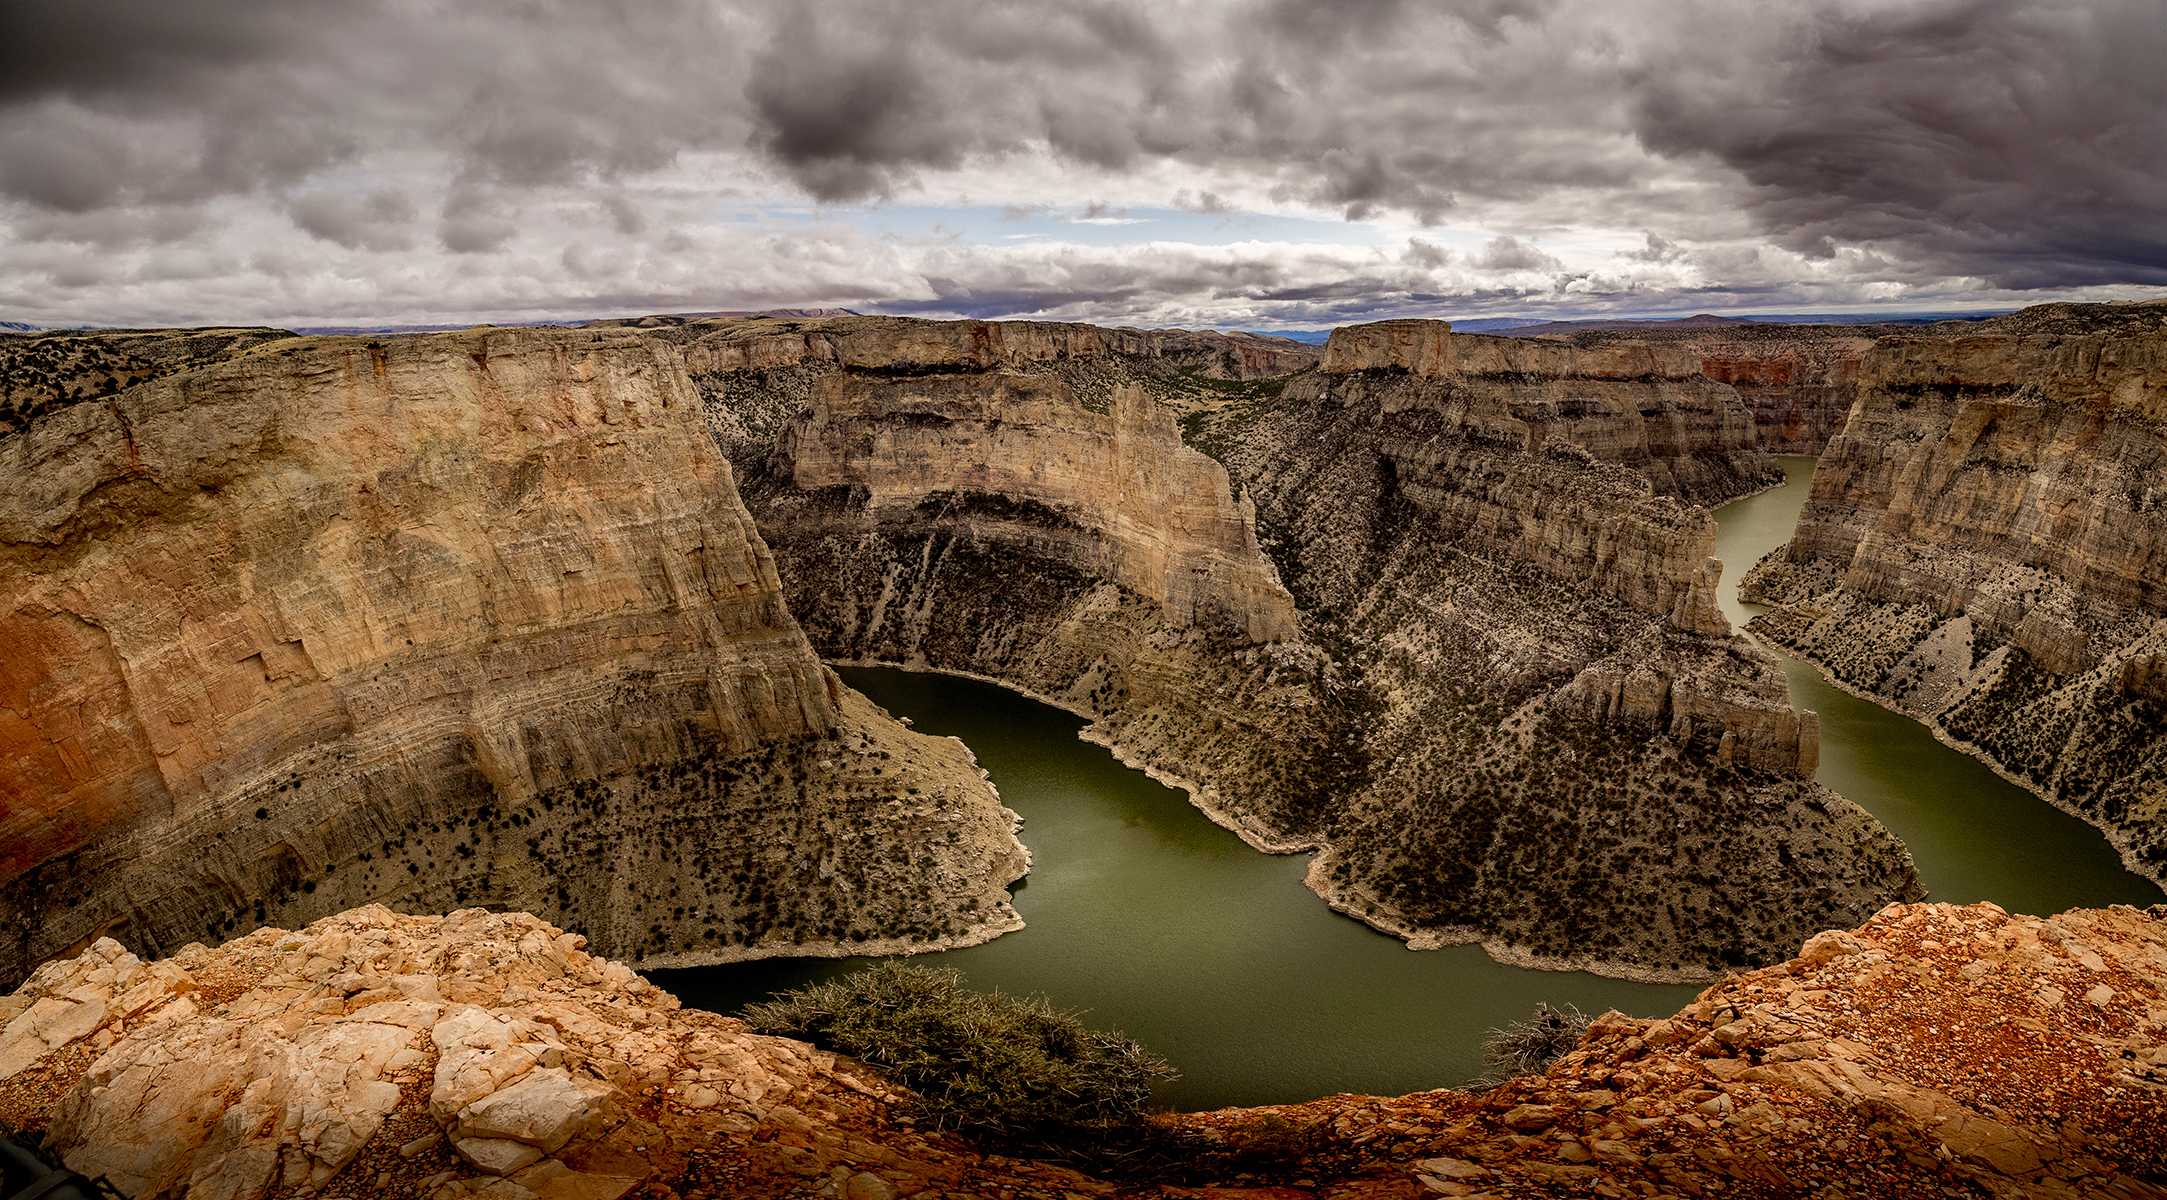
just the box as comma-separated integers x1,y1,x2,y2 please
750,363,1336,851
6,900,2159,1200
1321,323,1780,506
1201,324,1908,976
668,314,1318,381
1744,325,2167,884
730,317,1911,979
1690,334,1875,455
0,329,1026,987
770,372,1298,642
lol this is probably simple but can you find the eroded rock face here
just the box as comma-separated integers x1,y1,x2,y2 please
670,315,1319,382
1745,327,2167,885
1692,334,1875,455
733,315,1905,978
1208,352,1906,975
771,373,1297,643
0,329,1026,986
1322,320,1780,506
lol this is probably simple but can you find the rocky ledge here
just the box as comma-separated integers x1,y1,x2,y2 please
10,901,2159,1199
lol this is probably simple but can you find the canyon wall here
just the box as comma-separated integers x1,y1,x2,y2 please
1744,324,2167,884
0,329,1026,987
667,314,1318,381
771,372,1298,642
729,316,1914,979
1206,322,1907,976
1556,323,1895,456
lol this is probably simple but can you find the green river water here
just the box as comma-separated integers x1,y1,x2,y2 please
652,455,2162,1110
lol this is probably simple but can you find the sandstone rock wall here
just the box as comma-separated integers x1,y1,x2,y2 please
723,316,1895,978
671,315,1318,381
1692,335,1873,455
1746,328,2167,884
0,330,1026,986
1200,353,1908,975
1320,320,1780,506
771,373,1298,643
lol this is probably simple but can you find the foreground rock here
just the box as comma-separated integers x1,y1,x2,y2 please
3,901,2161,1199
0,328,1027,987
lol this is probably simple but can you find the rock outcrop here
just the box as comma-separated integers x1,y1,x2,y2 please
1744,323,2167,885
665,314,1319,382
1552,323,1888,456
0,328,1027,987
3,900,2160,1199
1321,321,1780,506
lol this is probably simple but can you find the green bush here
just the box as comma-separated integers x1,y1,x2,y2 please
741,961,1176,1142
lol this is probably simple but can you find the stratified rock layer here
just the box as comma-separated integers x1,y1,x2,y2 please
771,373,1297,642
4,900,2160,1199
1745,326,2167,885
1205,325,1907,976
0,329,1026,987
735,317,1910,979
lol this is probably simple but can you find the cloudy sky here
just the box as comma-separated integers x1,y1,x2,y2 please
3,0,2163,332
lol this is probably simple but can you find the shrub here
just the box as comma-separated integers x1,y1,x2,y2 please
1473,1002,1589,1087
741,961,1175,1143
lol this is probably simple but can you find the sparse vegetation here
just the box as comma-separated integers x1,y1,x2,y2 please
742,961,1176,1144
1472,1002,1590,1087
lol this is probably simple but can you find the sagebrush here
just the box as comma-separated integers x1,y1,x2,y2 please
1473,1002,1590,1087
741,961,1176,1142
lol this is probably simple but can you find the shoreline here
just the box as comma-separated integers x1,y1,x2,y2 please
828,655,1734,986
1742,613,2167,892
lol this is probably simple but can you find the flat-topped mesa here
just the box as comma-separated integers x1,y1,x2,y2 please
1318,318,1456,376
772,373,1298,644
677,314,1319,381
1746,325,2167,884
0,328,1027,986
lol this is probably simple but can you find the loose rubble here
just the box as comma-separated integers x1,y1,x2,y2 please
3,900,2163,1199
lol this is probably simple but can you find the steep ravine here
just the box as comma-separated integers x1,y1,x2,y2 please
0,329,1028,988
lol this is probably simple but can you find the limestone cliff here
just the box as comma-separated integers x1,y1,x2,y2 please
3,899,2160,1199
1553,323,1887,456
1320,321,1780,506
727,316,1911,979
0,329,1026,988
769,372,1298,643
1743,319,2167,885
1203,323,1907,976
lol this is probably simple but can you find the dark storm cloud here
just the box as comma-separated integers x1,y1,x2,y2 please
1627,0,2167,287
2,0,2163,325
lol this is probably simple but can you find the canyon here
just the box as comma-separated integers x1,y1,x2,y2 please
1743,305,2167,892
707,313,1913,979
4,299,2167,1195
